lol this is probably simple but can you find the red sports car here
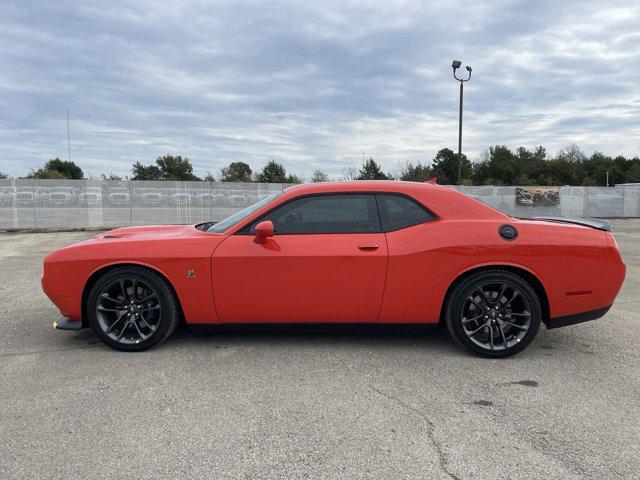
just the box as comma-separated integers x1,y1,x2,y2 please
43,181,626,357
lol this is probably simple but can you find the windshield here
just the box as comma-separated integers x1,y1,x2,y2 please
207,192,283,233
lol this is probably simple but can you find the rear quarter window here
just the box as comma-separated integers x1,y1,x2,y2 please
377,194,436,231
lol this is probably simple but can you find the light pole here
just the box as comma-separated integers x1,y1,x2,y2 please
452,60,472,184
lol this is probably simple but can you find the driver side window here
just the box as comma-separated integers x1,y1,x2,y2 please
245,194,381,234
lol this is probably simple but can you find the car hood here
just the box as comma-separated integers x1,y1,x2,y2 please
94,224,200,240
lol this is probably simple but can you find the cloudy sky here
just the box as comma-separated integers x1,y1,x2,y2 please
1,0,639,179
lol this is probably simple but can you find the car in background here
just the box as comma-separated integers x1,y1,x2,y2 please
78,186,103,206
107,187,130,207
224,192,247,208
0,185,15,207
45,187,75,207
138,188,163,206
169,191,190,206
14,186,37,207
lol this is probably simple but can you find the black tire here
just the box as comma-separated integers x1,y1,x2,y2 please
445,269,541,358
87,266,179,352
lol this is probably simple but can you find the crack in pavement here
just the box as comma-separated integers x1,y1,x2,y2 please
369,382,461,480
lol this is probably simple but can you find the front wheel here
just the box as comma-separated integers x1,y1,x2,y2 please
87,266,179,352
445,270,541,357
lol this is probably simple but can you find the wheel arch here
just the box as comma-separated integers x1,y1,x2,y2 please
438,264,550,328
81,262,184,328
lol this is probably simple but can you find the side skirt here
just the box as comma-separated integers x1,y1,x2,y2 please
188,322,441,334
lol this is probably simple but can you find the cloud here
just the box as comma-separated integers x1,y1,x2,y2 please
0,0,638,178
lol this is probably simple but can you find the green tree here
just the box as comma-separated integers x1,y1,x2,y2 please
580,152,625,186
310,168,329,182
256,160,288,183
100,173,123,181
26,158,84,180
220,161,252,182
285,173,302,184
432,148,471,184
131,161,163,180
398,161,433,182
625,160,640,183
0,172,7,179
25,169,68,179
357,158,388,180
156,154,199,181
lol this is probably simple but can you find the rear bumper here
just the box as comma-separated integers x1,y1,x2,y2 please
52,316,84,331
546,304,612,329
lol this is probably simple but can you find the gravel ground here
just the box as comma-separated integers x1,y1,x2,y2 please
0,220,638,479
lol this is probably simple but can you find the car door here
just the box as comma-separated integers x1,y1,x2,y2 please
212,193,388,323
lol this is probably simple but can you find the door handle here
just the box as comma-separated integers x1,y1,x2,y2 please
357,243,380,250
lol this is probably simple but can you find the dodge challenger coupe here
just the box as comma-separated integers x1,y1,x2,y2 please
43,181,626,357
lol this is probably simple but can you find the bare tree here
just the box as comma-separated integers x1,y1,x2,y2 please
341,165,358,181
556,144,586,163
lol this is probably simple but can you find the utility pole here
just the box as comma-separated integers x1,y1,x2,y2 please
66,109,71,163
451,60,472,185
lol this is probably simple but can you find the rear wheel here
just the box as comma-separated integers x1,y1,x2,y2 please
87,266,179,352
445,270,541,357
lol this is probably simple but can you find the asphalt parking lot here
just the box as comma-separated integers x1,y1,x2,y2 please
1,221,639,480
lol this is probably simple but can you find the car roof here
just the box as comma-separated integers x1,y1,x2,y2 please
284,180,434,194
280,181,509,221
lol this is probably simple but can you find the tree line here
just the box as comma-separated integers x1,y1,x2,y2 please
2,145,639,186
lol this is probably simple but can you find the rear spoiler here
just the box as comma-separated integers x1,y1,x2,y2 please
531,216,611,232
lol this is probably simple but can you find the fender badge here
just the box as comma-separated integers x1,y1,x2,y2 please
186,269,196,278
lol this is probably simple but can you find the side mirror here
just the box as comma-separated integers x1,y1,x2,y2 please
253,220,274,244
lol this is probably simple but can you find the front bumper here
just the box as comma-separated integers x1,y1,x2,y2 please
52,316,83,331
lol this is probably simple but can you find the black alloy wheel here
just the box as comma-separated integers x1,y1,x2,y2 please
87,266,179,351
446,270,541,357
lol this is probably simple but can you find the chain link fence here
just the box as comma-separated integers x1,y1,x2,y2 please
1,179,638,230
0,179,291,230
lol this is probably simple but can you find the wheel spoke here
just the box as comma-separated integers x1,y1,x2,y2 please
475,287,491,305
105,313,127,334
131,279,138,301
116,319,131,340
466,323,488,336
97,306,123,313
503,321,527,331
499,324,509,348
495,284,507,304
131,318,148,340
462,313,484,323
489,326,495,350
100,293,123,304
507,312,530,318
504,291,519,307
138,293,157,303
467,296,484,310
140,305,161,312
118,279,129,301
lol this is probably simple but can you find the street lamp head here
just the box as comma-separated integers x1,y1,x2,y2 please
466,65,472,72
452,60,462,70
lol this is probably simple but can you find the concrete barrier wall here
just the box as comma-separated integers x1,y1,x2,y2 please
1,179,638,230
